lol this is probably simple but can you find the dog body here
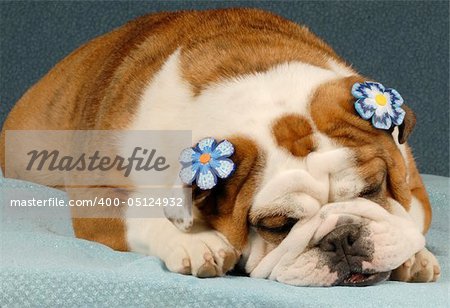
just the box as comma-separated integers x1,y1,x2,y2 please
0,8,440,286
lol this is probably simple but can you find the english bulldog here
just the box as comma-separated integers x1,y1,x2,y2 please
0,8,441,286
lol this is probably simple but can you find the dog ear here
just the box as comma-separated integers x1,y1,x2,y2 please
194,137,263,249
165,136,262,248
397,105,416,144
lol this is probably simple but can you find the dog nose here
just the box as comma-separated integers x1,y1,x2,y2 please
318,224,387,286
319,224,370,262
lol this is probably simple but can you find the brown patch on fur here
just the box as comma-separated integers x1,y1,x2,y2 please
405,146,432,233
72,218,128,251
272,114,315,157
179,9,345,95
194,136,263,250
67,185,132,251
310,76,413,209
398,105,417,144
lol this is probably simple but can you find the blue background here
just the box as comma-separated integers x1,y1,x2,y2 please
1,1,448,175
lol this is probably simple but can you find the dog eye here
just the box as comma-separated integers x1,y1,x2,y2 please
255,216,299,233
359,171,387,199
359,183,382,198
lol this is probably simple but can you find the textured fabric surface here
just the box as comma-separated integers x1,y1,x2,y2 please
0,1,449,176
0,173,448,307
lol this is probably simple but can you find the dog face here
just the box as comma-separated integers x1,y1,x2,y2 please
187,76,427,286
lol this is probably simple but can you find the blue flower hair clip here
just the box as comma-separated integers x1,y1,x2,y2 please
352,81,406,130
179,137,235,190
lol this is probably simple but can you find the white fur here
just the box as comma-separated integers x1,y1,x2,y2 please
392,127,427,231
327,58,356,77
408,196,426,232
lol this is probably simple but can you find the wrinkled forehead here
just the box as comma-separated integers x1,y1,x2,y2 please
253,114,360,209
251,145,358,214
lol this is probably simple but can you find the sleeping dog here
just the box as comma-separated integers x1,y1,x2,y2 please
0,8,440,286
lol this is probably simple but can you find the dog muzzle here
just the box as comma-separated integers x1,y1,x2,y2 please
249,198,425,286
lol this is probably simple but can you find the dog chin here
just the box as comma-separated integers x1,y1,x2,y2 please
246,199,425,286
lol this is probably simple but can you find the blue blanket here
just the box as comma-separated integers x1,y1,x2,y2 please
1,174,448,307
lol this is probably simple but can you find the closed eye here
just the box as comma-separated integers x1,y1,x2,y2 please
254,216,299,234
359,183,383,198
359,171,386,199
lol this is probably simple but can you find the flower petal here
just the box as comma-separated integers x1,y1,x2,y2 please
386,88,404,107
367,81,385,93
391,106,406,126
197,137,217,153
351,82,367,98
212,140,234,159
196,165,217,190
212,158,235,179
179,147,200,165
355,98,377,120
372,112,392,130
179,164,199,185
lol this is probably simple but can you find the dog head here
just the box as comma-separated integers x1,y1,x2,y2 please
181,74,427,286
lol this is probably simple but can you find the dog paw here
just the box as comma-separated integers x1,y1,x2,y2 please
164,230,239,277
391,248,441,282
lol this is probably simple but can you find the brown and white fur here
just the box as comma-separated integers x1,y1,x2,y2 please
0,8,440,286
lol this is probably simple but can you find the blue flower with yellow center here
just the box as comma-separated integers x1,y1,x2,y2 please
352,81,406,130
179,137,235,190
